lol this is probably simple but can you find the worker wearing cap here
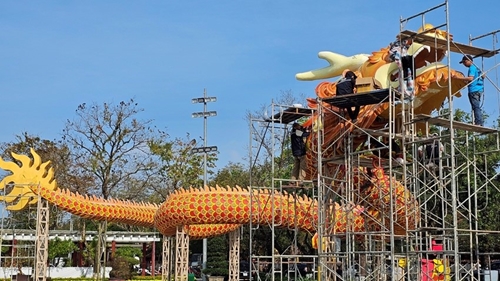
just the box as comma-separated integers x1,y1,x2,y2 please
290,122,310,184
455,55,484,126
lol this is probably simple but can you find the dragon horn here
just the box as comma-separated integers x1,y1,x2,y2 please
295,52,369,81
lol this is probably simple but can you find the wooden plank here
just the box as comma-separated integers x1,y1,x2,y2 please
266,107,314,124
413,114,497,134
323,88,390,108
400,30,499,58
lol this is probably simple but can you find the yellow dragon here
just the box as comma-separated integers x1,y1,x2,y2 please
0,25,466,241
0,149,416,240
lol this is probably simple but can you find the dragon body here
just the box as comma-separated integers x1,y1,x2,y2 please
0,25,469,241
0,149,417,240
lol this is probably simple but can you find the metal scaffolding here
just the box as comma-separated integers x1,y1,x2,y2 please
314,2,500,281
249,1,500,281
249,101,316,281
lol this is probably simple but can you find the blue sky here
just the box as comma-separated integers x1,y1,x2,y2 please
1,1,499,170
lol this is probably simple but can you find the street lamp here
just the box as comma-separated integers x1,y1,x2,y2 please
191,146,218,153
192,97,217,103
192,89,217,281
191,111,217,118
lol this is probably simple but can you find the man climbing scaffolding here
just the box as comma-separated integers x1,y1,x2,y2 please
387,37,414,101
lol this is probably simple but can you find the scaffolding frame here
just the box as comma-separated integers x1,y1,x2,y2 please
248,101,317,281
0,186,38,280
317,2,500,281
249,1,500,281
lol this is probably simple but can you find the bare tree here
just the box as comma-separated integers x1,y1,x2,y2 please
62,99,162,277
62,99,161,199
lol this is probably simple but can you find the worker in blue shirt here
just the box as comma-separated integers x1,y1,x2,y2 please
454,55,485,126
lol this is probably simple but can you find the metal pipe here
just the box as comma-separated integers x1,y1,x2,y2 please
470,29,500,42
401,2,446,22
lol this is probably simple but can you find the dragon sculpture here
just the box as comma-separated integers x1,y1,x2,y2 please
0,24,466,242
0,149,416,240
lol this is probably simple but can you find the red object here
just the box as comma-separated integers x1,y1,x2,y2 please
431,240,443,251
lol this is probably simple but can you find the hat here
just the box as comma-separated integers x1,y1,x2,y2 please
459,55,473,64
345,70,357,79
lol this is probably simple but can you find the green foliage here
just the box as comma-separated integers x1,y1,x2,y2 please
81,237,98,267
109,256,135,280
203,236,229,276
149,134,218,200
211,162,250,187
48,238,78,267
108,246,143,279
115,246,142,265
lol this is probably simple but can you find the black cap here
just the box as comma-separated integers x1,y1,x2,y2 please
345,70,357,79
459,55,473,64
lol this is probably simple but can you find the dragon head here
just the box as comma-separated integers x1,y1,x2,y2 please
0,148,56,211
373,24,451,89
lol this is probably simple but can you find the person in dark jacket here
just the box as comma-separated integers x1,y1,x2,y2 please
336,70,360,123
291,122,310,183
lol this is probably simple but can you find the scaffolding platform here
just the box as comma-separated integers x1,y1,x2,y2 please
413,114,498,134
278,179,315,189
400,30,499,58
323,88,390,108
321,155,407,168
266,106,314,124
353,128,427,142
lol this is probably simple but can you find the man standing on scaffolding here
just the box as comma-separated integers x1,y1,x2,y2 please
454,54,485,126
336,70,360,123
387,37,414,101
291,122,310,185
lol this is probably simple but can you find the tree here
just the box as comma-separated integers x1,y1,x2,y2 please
203,236,229,277
211,162,250,188
62,99,161,200
62,99,162,277
109,246,142,280
48,238,78,267
149,134,218,201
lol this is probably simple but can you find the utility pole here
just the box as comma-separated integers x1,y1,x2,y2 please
191,89,217,281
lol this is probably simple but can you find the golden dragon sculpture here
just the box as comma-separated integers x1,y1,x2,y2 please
0,149,417,240
0,24,468,242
